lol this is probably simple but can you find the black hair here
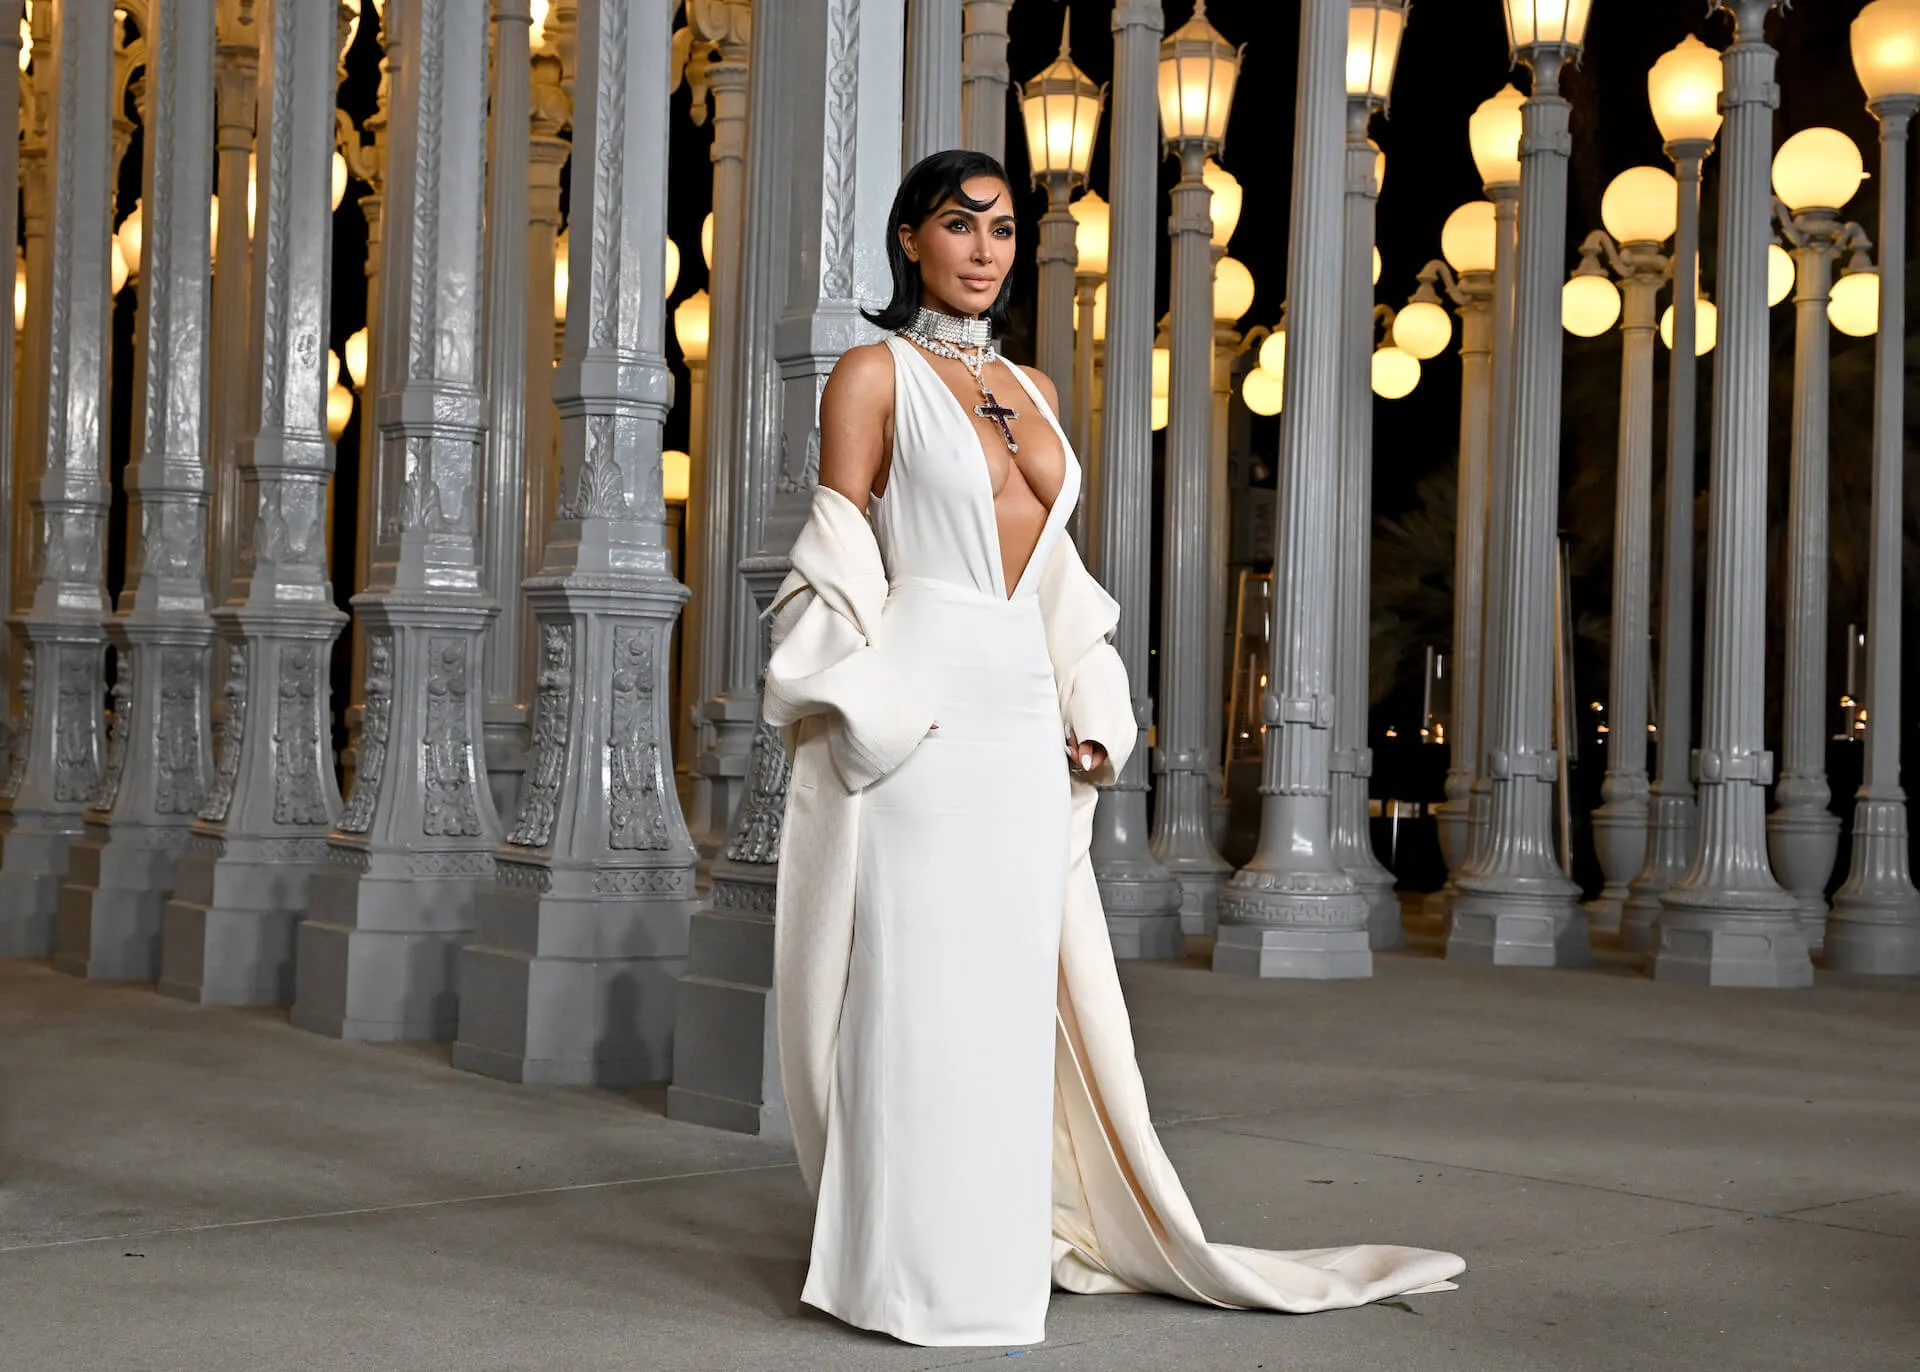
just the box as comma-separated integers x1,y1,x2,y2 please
862,149,1016,334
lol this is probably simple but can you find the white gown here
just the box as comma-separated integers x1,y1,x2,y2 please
801,337,1079,1345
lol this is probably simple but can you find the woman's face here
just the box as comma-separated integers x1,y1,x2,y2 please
899,176,1015,319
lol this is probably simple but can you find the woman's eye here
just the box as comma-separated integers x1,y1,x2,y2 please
945,219,970,232
993,226,1014,238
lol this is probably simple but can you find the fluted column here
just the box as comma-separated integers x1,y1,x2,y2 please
1449,46,1588,967
0,3,22,783
454,0,701,1087
667,0,813,1137
1587,241,1666,932
1330,104,1397,949
0,0,115,957
688,0,754,860
1206,306,1234,856
1654,0,1808,987
158,0,348,1006
1766,209,1847,946
478,0,537,823
1092,0,1183,957
522,41,569,699
9,0,50,648
960,0,1011,161
1073,270,1099,505
1214,0,1369,979
1828,91,1920,975
1035,180,1078,446
208,6,258,621
903,0,960,167
1622,138,1708,953
55,0,218,980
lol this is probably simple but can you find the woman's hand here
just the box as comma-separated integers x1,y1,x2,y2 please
1066,729,1108,776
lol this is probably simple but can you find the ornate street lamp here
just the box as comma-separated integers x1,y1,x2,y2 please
1830,0,1920,974
1070,188,1108,492
1623,30,1722,952
1450,0,1594,967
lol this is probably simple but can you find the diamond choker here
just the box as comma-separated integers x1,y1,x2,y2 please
906,306,992,349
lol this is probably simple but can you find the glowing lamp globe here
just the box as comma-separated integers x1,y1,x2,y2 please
1347,0,1408,106
553,232,570,323
1202,159,1241,247
662,449,692,505
1151,345,1170,399
1441,201,1497,275
12,260,23,333
701,213,714,271
1157,3,1240,148
1392,300,1452,360
109,237,129,296
326,381,354,442
1372,141,1386,196
247,152,256,237
331,150,349,211
1772,128,1866,213
1768,242,1795,308
1020,19,1105,181
674,289,712,363
1242,366,1283,416
1852,0,1920,102
1562,273,1621,337
664,236,680,297
1648,35,1724,144
1371,345,1420,399
344,326,369,389
118,200,144,281
327,349,342,390
1070,190,1110,275
1150,395,1169,431
1372,245,1381,285
1600,166,1678,245
1257,329,1286,378
1659,298,1718,355
1503,0,1592,53
1213,255,1255,324
1469,85,1526,188
1091,280,1106,341
1829,270,1879,336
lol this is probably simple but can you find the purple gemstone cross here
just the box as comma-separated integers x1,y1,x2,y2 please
974,387,1021,454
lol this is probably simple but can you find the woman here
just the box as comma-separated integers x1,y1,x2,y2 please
763,150,1464,1349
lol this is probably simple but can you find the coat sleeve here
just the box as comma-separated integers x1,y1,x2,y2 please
1036,534,1136,788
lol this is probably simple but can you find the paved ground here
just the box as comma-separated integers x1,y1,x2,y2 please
4,917,1919,1371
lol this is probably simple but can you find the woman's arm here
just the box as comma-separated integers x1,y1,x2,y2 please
817,342,895,511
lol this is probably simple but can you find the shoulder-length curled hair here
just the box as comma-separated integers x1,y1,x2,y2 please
862,149,1016,335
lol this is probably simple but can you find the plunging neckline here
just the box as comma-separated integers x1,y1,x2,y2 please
895,340,1073,601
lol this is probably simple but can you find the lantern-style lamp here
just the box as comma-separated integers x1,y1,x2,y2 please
674,289,712,364
1851,0,1920,102
1562,241,1622,338
553,230,570,323
1202,159,1241,247
1157,0,1240,150
1213,256,1255,325
1772,128,1867,213
1070,190,1110,275
1648,34,1724,145
1242,367,1282,416
662,449,692,505
1371,344,1420,399
1347,0,1409,109
1659,297,1718,355
1600,166,1678,245
1503,0,1592,58
1469,85,1526,189
1022,16,1105,186
1440,200,1498,275
344,326,369,389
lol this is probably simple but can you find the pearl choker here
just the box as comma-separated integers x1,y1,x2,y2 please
906,306,992,349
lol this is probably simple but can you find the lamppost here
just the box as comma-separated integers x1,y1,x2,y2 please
1829,0,1920,975
1566,168,1676,935
1070,188,1108,542
1019,15,1103,442
1205,159,1244,851
1654,0,1809,987
1768,127,1868,950
1449,0,1592,968
1329,0,1407,951
1148,1,1240,936
1622,31,1721,954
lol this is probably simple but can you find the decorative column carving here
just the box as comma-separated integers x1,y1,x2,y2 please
158,0,348,1005
0,0,115,957
687,0,755,860
959,0,1010,161
902,0,960,167
477,0,537,823
1654,0,1809,986
1585,232,1667,933
1448,37,1588,968
454,0,701,1087
667,0,807,1137
1766,206,1851,947
1214,0,1370,979
1330,106,1397,949
1092,0,1183,958
1827,88,1920,975
1622,137,1709,953
55,0,218,980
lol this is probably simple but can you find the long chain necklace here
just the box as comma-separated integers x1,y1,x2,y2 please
900,307,1021,455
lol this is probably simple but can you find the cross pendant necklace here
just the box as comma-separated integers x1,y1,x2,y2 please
901,313,1021,455
973,388,1020,456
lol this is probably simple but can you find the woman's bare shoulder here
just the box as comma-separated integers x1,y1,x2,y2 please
825,341,897,405
1017,364,1060,419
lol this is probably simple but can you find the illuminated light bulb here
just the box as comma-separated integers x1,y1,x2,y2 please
1392,299,1452,360
1768,241,1794,308
1241,366,1282,416
1562,272,1622,337
344,327,369,389
327,350,341,390
701,212,713,271
1372,245,1381,285
332,150,349,211
110,237,129,295
553,232,569,323
1771,127,1867,213
1213,255,1255,324
1440,200,1497,275
1828,270,1879,336
662,449,691,504
1150,345,1170,398
118,200,144,280
1150,394,1169,431
326,381,354,442
1658,297,1718,354
1371,344,1419,399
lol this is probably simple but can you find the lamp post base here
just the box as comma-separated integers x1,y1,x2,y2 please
1170,863,1229,939
0,814,82,957
1093,787,1186,959
158,833,325,1005
1211,920,1372,980
1447,895,1593,967
1588,798,1650,936
666,869,788,1136
1620,789,1696,955
1650,901,1812,988
1766,802,1840,951
1826,799,1920,974
54,822,188,980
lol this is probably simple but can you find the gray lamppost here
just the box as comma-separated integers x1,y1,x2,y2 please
1151,1,1240,934
961,0,1013,160
1018,15,1104,449
1214,0,1371,980
903,0,961,167
1331,0,1409,951
1829,0,1920,975
1070,190,1108,516
1768,127,1869,950
1654,0,1810,987
1449,0,1592,967
1622,34,1721,955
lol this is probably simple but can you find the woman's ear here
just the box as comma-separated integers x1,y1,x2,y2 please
898,223,918,263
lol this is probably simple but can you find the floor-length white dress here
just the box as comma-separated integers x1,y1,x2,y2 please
800,337,1079,1346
